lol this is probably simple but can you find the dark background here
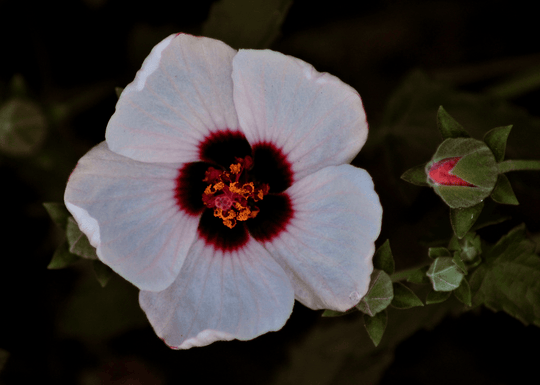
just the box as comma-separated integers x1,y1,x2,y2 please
1,0,540,384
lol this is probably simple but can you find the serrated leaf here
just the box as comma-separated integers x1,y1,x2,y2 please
93,260,114,287
0,98,47,156
450,202,484,239
43,202,71,231
321,308,357,317
426,289,452,304
452,251,468,274
428,247,451,259
400,163,429,186
483,125,512,162
454,277,472,306
66,217,98,260
47,239,81,269
427,257,465,292
356,270,394,317
391,282,424,309
406,265,431,284
373,239,395,275
202,0,292,49
491,174,519,205
363,310,387,347
469,224,540,326
437,106,470,139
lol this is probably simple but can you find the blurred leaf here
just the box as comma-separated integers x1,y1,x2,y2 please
115,87,124,98
0,347,10,373
426,289,452,305
202,0,293,49
93,260,114,287
356,270,394,316
483,125,512,162
400,163,429,186
391,282,424,309
321,308,357,317
66,217,98,260
47,239,81,269
454,277,472,307
469,224,540,326
491,174,519,205
363,310,387,347
43,202,71,231
450,202,484,239
406,265,431,284
427,257,464,292
437,106,470,139
0,98,47,157
373,239,395,275
452,251,468,274
428,247,451,259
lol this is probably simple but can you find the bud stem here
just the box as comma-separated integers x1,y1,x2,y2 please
498,159,540,173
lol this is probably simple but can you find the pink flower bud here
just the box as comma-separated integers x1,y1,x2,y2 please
428,157,474,187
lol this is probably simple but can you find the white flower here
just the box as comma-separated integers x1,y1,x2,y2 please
64,33,382,349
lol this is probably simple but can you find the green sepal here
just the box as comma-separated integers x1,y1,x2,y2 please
356,270,394,317
373,239,395,275
436,106,470,139
363,310,387,347
400,163,429,186
448,232,482,264
426,257,465,292
43,202,71,231
452,251,468,274
428,247,451,259
453,277,472,306
426,289,452,305
321,308,357,317
93,260,114,287
47,239,81,269
66,217,98,260
483,125,512,162
450,202,484,239
115,87,124,98
491,174,519,205
390,282,424,309
406,266,431,284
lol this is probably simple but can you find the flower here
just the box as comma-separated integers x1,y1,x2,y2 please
427,157,474,187
64,33,382,349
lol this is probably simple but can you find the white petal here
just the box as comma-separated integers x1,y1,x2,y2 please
232,50,368,182
139,237,294,349
106,34,240,163
264,165,382,311
64,142,200,292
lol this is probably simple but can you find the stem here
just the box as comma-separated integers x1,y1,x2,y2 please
498,159,540,173
390,263,431,282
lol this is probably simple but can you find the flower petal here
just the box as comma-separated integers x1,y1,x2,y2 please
64,142,200,292
139,237,294,349
106,33,240,163
232,50,368,182
264,165,382,311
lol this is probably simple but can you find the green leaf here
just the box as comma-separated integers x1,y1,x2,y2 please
391,282,424,309
426,289,452,305
491,174,519,205
0,98,47,156
453,277,472,306
483,125,512,162
321,308,357,317
93,260,114,287
202,0,293,49
47,240,81,269
400,163,429,186
450,202,484,239
469,224,540,326
43,202,71,231
452,251,468,274
428,247,451,259
437,106,470,139
115,87,124,98
373,239,395,275
363,310,387,347
426,257,465,292
356,270,394,317
406,266,431,284
66,217,98,260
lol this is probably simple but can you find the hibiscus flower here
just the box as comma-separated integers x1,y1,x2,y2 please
64,33,382,349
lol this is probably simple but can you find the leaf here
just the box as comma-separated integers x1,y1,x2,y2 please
93,260,114,287
491,174,519,205
43,202,71,231
356,270,394,317
321,308,357,317
426,257,465,292
400,163,429,186
453,277,472,306
47,240,81,269
66,217,98,260
426,289,452,305
115,87,124,98
364,310,387,347
428,247,451,259
406,266,431,284
450,201,484,239
0,348,10,373
373,239,395,275
469,224,540,326
391,282,424,309
202,0,293,49
483,125,512,162
437,106,470,139
0,98,47,156
452,251,468,274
